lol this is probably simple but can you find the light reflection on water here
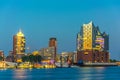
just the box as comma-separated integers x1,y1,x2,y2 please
13,69,28,80
0,67,120,80
78,67,105,80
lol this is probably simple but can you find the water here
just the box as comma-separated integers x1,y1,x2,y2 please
0,66,120,80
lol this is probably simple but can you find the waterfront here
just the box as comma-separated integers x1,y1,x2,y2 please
0,66,120,80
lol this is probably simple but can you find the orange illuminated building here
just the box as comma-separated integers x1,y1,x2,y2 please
13,29,26,62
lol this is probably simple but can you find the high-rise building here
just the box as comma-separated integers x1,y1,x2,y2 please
49,38,57,47
49,38,57,61
77,22,109,63
13,29,26,62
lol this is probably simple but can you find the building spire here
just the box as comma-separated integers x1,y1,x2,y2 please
19,28,22,33
17,28,24,36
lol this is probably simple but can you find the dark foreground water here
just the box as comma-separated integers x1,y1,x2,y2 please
0,66,120,80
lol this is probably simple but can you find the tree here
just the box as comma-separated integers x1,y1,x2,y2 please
35,54,42,63
110,59,118,62
29,55,34,63
22,54,42,63
22,55,29,62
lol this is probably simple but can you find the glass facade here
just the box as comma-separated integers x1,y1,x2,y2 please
77,21,109,51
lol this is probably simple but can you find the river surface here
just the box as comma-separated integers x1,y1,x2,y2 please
0,66,120,80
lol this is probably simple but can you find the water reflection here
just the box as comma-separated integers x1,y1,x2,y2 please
95,67,105,73
0,67,119,80
13,69,28,80
79,67,105,80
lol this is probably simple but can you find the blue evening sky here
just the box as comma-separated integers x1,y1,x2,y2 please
0,0,120,60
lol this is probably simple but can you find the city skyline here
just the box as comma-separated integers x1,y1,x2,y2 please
0,0,120,60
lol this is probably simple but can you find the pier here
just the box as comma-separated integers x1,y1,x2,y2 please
74,62,118,67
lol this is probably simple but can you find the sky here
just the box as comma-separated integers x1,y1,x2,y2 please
0,0,120,60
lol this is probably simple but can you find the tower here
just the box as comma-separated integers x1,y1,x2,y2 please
49,38,57,61
13,29,26,62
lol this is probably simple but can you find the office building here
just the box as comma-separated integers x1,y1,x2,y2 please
13,29,26,62
49,38,57,61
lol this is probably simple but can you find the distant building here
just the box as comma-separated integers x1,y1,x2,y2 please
77,22,109,63
5,51,14,62
8,51,14,56
0,50,4,61
0,50,4,57
61,52,77,63
32,51,39,56
13,29,26,62
49,38,57,61
39,47,55,60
